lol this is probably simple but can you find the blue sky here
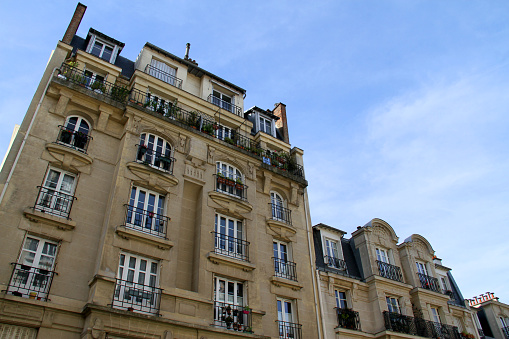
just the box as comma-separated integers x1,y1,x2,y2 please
1,1,508,303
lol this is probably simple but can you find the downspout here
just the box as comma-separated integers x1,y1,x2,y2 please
304,188,323,339
0,67,59,205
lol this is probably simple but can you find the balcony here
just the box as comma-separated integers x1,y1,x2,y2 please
144,64,182,89
270,203,292,225
6,263,56,301
502,326,509,339
273,258,297,281
417,273,441,293
207,94,242,116
124,204,169,238
57,64,129,103
112,278,161,315
213,301,252,332
215,174,247,201
377,260,403,282
214,232,249,262
56,125,92,153
136,144,175,174
336,308,361,331
278,321,302,339
383,311,461,339
34,186,76,219
262,151,305,178
325,255,347,271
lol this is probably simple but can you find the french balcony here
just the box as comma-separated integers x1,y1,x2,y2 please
417,273,441,293
57,63,130,103
56,125,92,153
214,232,249,262
112,278,162,316
6,263,56,301
207,94,242,117
502,326,509,339
213,301,252,332
383,311,461,339
270,203,292,225
34,186,76,219
136,144,175,174
273,258,297,281
124,204,169,238
277,321,302,339
336,307,361,331
144,64,183,89
377,260,403,282
214,174,247,201
325,255,347,271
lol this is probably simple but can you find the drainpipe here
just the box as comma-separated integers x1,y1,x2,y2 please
0,67,59,205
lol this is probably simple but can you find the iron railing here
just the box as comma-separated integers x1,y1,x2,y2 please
417,273,441,293
144,64,183,89
273,258,297,281
214,232,249,261
263,150,305,178
34,186,76,219
502,326,509,339
213,301,252,331
6,263,56,301
336,308,361,331
270,203,292,225
383,311,461,339
214,174,247,201
277,321,302,339
58,64,129,103
124,204,169,238
325,256,347,271
478,328,485,339
136,144,175,174
207,94,242,116
112,278,162,315
377,261,403,282
56,125,92,152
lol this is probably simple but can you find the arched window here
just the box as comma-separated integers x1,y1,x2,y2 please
57,116,91,152
215,161,245,199
270,191,291,224
137,133,174,174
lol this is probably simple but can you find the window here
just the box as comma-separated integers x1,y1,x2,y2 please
216,161,244,199
431,307,441,323
212,89,234,113
376,248,389,263
216,124,234,141
213,277,247,330
277,297,300,339
35,167,76,218
273,240,297,281
386,296,401,314
144,92,173,115
335,290,348,309
137,133,173,173
148,58,178,87
126,186,167,237
324,238,341,268
7,236,58,300
259,116,273,136
58,116,91,151
439,275,449,293
113,252,160,315
83,69,106,90
270,191,288,223
416,262,428,275
90,40,114,62
214,213,247,261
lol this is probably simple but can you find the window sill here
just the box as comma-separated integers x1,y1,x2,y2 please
208,191,252,217
270,276,303,291
126,162,179,190
207,252,255,272
115,226,174,250
45,142,93,172
23,207,76,231
266,218,297,242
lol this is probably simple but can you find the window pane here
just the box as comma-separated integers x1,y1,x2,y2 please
101,46,113,61
91,42,103,57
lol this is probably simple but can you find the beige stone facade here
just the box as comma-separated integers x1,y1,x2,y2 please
469,294,509,339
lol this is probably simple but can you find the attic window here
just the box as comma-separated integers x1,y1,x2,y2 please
91,41,114,62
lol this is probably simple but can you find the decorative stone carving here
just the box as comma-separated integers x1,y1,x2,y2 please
177,133,187,153
184,162,205,183
207,145,215,165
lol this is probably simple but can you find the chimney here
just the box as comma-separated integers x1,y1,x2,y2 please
185,43,190,59
272,103,289,144
62,3,87,44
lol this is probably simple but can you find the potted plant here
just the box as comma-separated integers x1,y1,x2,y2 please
243,306,250,314
59,128,73,144
235,177,243,189
110,86,129,102
225,316,233,329
91,80,106,93
217,172,226,184
224,137,234,145
244,326,253,334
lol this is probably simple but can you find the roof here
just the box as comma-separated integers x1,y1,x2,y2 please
245,106,280,120
88,28,125,48
313,223,347,236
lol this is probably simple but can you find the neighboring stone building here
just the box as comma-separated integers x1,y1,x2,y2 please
0,3,320,338
313,219,480,339
468,293,509,339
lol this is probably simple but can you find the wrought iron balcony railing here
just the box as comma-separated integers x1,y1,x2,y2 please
6,263,56,301
277,320,302,339
336,307,361,331
263,150,305,178
124,204,169,238
56,125,92,152
144,64,183,89
214,174,247,201
213,301,252,332
325,255,347,271
270,203,292,225
214,232,249,262
383,311,461,339
477,328,485,339
207,94,242,116
377,260,403,282
417,273,441,293
58,64,129,103
273,257,297,281
502,326,509,339
34,186,76,219
136,144,175,174
112,278,162,315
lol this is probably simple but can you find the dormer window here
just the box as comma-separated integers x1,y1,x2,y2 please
260,116,272,135
85,29,124,64
91,41,114,62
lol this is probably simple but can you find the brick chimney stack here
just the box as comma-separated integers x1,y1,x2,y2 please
62,3,87,44
272,102,289,144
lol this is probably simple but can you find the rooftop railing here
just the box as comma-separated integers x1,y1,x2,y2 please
325,256,347,271
144,64,183,89
207,94,242,116
277,321,302,339
213,301,252,332
417,273,441,293
336,307,361,331
112,278,162,316
6,263,56,301
34,186,76,219
214,232,249,262
124,204,169,238
270,203,292,225
377,260,403,282
383,311,461,339
273,258,297,281
56,125,92,153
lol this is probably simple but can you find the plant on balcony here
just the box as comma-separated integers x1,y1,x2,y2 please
187,111,199,128
224,137,234,145
244,326,253,333
110,86,129,102
235,177,243,189
225,316,233,328
203,123,214,135
91,80,106,93
243,305,251,314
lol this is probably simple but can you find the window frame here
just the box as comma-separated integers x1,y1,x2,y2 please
416,261,428,275
386,296,401,314
335,290,348,309
137,133,173,173
214,213,245,259
270,191,286,222
88,37,116,62
216,161,244,199
126,186,167,237
35,167,77,217
376,247,390,264
212,88,234,113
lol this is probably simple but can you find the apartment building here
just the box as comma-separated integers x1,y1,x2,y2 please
0,3,320,338
468,293,509,339
313,219,479,339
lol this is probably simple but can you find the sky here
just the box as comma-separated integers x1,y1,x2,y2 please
1,1,508,303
